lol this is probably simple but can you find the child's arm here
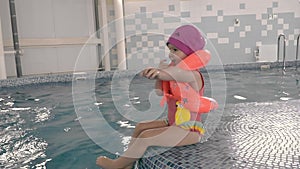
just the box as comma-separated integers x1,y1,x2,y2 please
141,66,203,91
141,66,199,83
142,60,166,96
154,79,163,96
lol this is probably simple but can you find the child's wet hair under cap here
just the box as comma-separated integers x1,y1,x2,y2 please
167,25,205,55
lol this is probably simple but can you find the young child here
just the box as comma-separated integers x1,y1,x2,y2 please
96,25,218,169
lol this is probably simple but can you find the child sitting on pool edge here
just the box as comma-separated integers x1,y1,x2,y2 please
96,24,218,169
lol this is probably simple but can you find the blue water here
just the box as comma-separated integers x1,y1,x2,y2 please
0,80,141,169
0,75,167,169
0,68,299,169
0,83,93,168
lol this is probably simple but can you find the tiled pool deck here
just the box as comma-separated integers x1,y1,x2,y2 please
137,100,300,169
0,61,299,169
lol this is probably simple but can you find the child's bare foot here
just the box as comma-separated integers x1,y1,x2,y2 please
96,156,119,169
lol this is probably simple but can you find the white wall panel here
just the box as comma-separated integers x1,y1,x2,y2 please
16,0,55,38
0,0,12,40
0,0,98,76
52,0,92,38
57,46,98,72
20,48,58,75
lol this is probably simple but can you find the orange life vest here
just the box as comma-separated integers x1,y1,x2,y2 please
160,50,218,115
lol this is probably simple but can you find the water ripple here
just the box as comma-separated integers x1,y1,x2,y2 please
0,96,53,168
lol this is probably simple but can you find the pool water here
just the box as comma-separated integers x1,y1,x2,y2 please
0,83,102,169
0,68,299,169
0,78,158,169
218,68,300,103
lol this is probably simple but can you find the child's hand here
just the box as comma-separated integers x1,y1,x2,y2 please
158,59,169,69
140,67,160,80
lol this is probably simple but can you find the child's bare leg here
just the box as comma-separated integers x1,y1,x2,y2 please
128,119,167,147
97,126,200,169
123,165,133,169
131,119,167,138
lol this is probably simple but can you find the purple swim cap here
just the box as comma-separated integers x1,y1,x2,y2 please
167,25,206,55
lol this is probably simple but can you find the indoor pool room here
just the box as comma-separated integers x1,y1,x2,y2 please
0,1,300,169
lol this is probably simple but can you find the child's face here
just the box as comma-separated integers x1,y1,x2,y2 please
167,44,187,65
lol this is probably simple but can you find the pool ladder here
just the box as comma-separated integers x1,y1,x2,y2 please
277,34,286,71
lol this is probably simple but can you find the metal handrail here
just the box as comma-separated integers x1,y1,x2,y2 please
277,34,286,71
296,34,300,70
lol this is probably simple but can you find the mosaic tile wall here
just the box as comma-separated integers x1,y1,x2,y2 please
107,0,300,70
102,0,118,69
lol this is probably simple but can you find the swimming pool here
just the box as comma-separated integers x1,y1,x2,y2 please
0,66,299,168
221,68,300,103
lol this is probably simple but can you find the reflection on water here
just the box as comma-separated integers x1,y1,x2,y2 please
0,95,51,169
222,68,300,103
0,81,138,169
